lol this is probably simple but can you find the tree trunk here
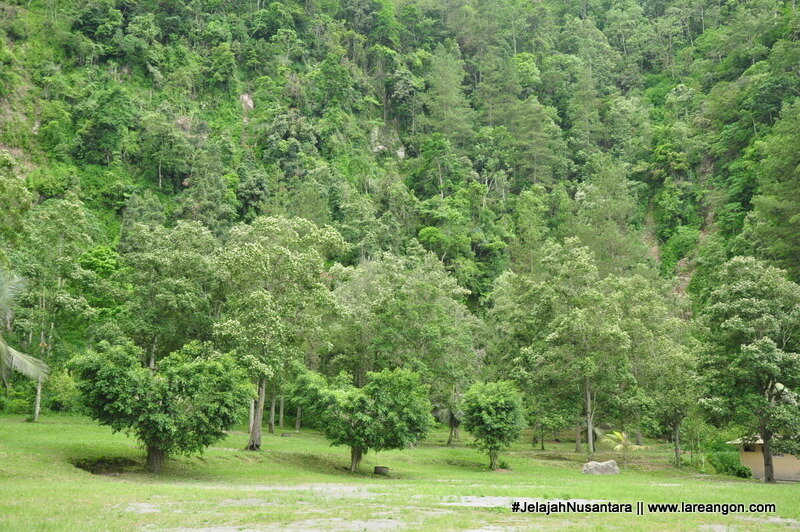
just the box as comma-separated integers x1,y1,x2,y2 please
148,336,158,369
350,447,364,472
540,430,545,451
295,406,301,432
575,425,582,453
247,378,266,450
279,396,284,427
673,422,681,467
33,378,42,422
268,394,276,434
584,378,595,458
447,416,460,445
146,445,166,473
248,398,255,433
636,429,643,446
761,428,776,483
489,451,499,470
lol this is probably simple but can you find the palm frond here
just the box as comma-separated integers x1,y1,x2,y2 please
0,270,26,322
0,335,49,383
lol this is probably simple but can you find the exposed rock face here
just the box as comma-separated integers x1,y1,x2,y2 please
239,93,254,110
581,460,620,474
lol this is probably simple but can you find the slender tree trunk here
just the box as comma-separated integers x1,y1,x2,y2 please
247,378,266,450
674,422,681,467
636,429,644,446
295,406,301,432
512,27,517,55
248,398,255,433
149,337,158,369
761,428,775,483
540,430,545,451
700,5,705,32
489,451,499,470
447,416,459,445
146,444,166,473
33,378,42,422
575,425,582,453
268,394,276,434
584,378,595,458
349,447,363,472
279,396,284,427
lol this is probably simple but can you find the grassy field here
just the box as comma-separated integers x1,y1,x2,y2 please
1,414,799,530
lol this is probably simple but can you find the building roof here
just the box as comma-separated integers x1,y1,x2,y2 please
726,438,764,445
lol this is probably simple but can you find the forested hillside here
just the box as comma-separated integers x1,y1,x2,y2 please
2,0,800,481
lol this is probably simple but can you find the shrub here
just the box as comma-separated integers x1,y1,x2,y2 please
26,164,78,198
71,340,249,472
2,397,29,414
47,370,83,413
661,225,700,274
707,451,752,478
462,381,525,470
295,368,433,472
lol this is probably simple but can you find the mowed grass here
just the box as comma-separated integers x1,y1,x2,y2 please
1,414,799,530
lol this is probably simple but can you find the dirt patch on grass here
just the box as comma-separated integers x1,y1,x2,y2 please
124,502,160,514
464,521,579,531
269,518,405,530
219,498,270,507
198,483,376,498
735,516,800,527
72,457,138,476
441,496,607,508
271,483,376,498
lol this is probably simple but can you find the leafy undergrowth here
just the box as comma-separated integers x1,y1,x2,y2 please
1,414,797,530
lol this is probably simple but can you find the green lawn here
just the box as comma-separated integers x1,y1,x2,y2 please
1,414,798,530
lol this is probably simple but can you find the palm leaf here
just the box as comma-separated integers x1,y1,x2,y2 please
0,335,49,384
0,271,26,322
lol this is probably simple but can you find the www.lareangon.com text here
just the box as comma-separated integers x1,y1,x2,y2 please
511,500,777,516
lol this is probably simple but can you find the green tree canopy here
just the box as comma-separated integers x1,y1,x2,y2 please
699,256,800,483
71,340,249,473
295,368,432,471
462,381,525,470
217,216,345,449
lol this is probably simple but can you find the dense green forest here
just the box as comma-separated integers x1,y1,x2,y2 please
2,0,800,482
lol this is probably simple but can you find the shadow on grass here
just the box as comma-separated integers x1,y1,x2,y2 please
269,451,349,476
71,456,138,476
